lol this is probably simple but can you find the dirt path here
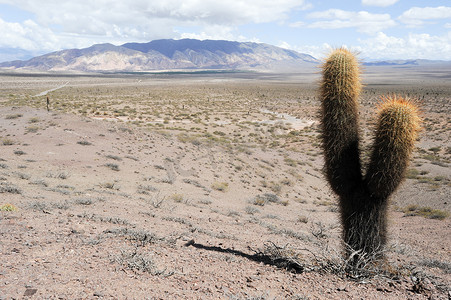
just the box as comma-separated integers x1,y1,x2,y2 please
34,81,69,97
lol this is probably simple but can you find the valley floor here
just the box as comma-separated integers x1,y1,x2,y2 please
0,71,450,299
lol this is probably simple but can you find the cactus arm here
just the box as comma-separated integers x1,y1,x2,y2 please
365,96,421,199
320,48,363,197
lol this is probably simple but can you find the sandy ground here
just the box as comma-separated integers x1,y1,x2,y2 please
0,72,450,299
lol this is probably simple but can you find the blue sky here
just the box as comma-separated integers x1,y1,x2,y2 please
0,0,450,62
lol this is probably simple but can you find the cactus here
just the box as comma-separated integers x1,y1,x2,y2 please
319,49,421,263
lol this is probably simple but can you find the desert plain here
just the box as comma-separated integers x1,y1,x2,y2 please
0,67,450,299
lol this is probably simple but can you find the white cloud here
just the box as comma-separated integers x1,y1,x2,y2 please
0,18,59,51
289,21,305,28
399,6,451,27
307,9,396,34
279,42,334,59
2,0,309,32
278,41,292,50
0,17,143,52
361,0,399,7
359,32,451,60
178,25,251,42
0,0,311,52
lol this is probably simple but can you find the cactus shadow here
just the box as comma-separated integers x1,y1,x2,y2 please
184,240,304,273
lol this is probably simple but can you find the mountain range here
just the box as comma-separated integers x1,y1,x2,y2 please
0,39,318,72
362,59,451,67
1,39,450,73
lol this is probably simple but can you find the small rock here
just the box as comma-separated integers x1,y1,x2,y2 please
337,286,348,292
93,291,104,297
184,239,195,247
23,288,37,296
70,228,84,234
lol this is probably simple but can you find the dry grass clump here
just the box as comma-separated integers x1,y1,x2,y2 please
46,171,70,179
5,113,23,119
0,182,22,194
13,150,26,156
245,205,260,215
419,259,451,274
2,138,15,146
0,203,18,211
402,205,449,220
297,215,309,223
25,126,40,133
137,184,158,194
28,117,40,123
250,193,280,206
105,154,122,161
114,248,174,276
77,140,92,146
104,163,120,171
211,181,229,192
170,193,184,202
145,193,165,208
100,181,120,190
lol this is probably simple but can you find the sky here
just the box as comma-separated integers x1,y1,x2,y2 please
0,0,450,62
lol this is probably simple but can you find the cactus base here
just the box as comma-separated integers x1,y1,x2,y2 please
339,187,388,264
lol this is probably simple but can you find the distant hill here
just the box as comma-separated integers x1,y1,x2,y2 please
0,39,319,72
0,47,41,63
363,59,451,67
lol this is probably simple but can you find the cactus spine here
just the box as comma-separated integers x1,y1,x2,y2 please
319,49,421,263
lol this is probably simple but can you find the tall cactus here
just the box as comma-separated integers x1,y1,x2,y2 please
319,48,421,263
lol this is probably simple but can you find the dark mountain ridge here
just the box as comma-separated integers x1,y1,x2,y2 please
0,39,318,72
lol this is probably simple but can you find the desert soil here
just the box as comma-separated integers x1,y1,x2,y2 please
0,70,450,299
